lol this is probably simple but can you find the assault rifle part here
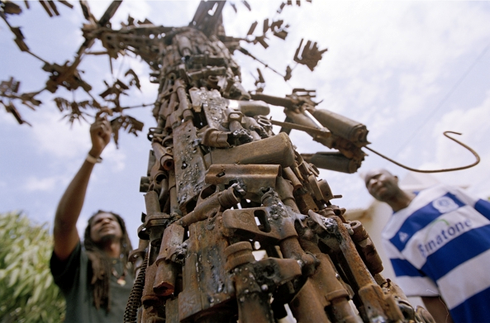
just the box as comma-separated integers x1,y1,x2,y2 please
2,0,436,321
115,1,435,322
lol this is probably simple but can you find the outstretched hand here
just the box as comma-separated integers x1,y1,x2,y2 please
54,112,113,261
89,114,112,158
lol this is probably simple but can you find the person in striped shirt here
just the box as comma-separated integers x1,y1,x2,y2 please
365,168,490,323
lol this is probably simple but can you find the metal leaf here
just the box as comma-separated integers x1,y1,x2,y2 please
0,77,20,95
241,0,251,11
125,69,141,90
293,38,328,71
2,101,32,126
2,1,23,15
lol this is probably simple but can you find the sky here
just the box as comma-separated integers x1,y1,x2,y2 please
1,0,489,245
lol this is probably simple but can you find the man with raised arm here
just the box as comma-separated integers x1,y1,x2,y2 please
50,115,133,323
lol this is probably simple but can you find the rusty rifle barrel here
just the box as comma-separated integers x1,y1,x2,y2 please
178,185,240,227
312,109,369,146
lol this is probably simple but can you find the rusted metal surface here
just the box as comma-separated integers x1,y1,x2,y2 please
3,0,435,322
120,2,436,322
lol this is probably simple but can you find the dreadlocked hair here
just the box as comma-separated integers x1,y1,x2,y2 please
83,210,133,312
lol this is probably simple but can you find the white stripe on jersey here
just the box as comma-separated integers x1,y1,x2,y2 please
437,248,490,309
446,185,478,207
403,205,490,268
396,276,440,297
382,238,403,259
382,184,449,240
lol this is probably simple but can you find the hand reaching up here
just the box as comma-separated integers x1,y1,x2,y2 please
89,113,112,158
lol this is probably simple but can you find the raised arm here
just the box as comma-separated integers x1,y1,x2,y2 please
53,115,112,260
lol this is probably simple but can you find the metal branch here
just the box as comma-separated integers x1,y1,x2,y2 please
365,131,480,173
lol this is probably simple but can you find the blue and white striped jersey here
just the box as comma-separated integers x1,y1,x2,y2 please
381,183,490,323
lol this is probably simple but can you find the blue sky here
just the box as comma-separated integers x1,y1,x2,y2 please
1,0,489,245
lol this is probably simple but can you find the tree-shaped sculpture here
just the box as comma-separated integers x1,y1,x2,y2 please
0,1,448,322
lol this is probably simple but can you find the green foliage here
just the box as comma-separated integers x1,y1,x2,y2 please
0,212,65,323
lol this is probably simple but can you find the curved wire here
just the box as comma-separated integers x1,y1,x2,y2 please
364,131,480,173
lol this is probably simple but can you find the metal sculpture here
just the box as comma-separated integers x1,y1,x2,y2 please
1,1,444,322
101,2,432,322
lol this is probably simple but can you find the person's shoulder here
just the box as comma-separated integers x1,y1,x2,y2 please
423,183,476,204
52,241,83,264
419,182,448,193
414,183,452,202
382,206,413,240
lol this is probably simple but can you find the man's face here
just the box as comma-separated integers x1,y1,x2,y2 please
89,212,123,244
364,169,399,202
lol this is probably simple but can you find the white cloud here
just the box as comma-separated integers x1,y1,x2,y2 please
23,175,66,192
13,104,131,175
287,2,490,123
104,144,127,172
433,92,490,162
365,113,396,141
414,90,490,195
30,109,91,159
0,111,20,126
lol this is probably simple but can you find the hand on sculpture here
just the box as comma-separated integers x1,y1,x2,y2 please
89,113,112,158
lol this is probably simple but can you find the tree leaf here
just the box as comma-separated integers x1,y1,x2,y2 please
0,212,65,322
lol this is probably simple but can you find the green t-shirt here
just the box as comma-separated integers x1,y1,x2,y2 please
50,243,134,323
